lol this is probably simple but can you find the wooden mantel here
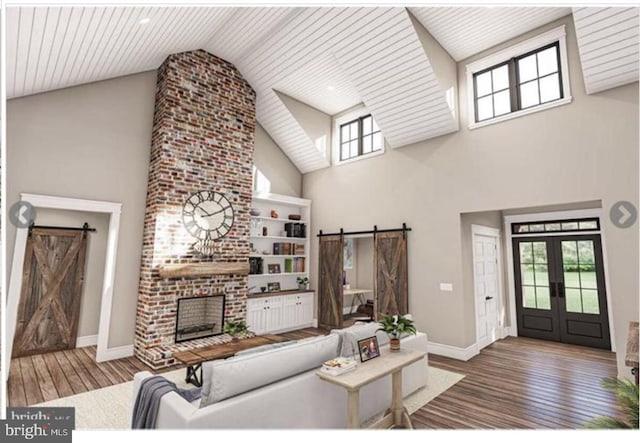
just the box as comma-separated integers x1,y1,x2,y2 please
158,262,250,278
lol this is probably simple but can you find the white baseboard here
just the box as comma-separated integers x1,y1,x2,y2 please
76,335,99,348
99,344,134,362
428,341,479,361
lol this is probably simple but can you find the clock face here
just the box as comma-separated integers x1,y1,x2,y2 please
182,190,234,241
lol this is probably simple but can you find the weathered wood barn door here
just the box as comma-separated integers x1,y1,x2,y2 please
318,234,344,329
374,231,409,319
12,228,89,357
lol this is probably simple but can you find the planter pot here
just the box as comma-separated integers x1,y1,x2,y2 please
298,284,308,291
390,338,401,351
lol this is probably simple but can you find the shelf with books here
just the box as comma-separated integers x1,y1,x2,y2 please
249,193,311,296
250,235,307,241
249,272,307,278
251,216,308,224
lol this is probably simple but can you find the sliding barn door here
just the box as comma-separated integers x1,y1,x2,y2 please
374,231,409,319
13,228,89,357
318,234,344,330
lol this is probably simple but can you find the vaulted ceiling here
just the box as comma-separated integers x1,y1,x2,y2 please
6,6,639,173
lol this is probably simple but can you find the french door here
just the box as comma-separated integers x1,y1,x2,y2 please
513,235,611,349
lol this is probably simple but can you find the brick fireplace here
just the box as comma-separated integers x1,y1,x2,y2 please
135,49,256,369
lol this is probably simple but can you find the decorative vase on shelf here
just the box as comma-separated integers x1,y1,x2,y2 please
390,338,401,351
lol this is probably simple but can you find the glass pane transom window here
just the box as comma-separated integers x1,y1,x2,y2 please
340,114,382,161
517,44,562,109
475,63,511,122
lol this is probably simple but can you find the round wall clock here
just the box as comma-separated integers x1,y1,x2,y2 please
182,190,235,242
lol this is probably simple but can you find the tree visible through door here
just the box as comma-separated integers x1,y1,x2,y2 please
12,228,89,357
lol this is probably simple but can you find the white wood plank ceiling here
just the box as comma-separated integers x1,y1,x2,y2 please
572,7,639,94
408,7,572,61
8,6,634,172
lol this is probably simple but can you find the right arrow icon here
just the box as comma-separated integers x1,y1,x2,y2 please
610,201,638,229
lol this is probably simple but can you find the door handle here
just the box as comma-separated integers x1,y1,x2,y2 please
557,282,565,298
550,283,556,298
485,296,493,301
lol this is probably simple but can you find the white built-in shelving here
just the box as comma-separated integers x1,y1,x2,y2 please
248,192,311,293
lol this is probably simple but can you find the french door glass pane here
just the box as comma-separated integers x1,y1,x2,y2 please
561,240,600,315
523,286,536,308
521,264,535,285
519,242,550,310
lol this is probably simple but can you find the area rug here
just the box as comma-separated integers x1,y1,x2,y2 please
35,364,464,429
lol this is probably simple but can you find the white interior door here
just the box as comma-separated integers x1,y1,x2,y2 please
473,228,502,350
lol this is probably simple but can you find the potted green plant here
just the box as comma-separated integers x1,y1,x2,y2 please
223,320,249,341
377,314,417,351
297,276,309,291
585,377,639,429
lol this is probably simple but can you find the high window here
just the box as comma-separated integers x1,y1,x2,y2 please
339,114,383,161
466,25,571,129
333,107,385,165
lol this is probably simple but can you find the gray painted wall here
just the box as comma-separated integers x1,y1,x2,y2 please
7,72,157,348
303,16,638,376
7,70,302,350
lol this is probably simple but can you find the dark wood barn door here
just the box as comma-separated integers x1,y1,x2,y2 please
318,234,344,329
13,228,89,357
374,231,409,319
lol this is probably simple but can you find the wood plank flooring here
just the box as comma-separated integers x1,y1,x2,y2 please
7,330,624,429
413,336,624,429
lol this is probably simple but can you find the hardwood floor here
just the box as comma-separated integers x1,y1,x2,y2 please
413,336,624,429
7,330,623,429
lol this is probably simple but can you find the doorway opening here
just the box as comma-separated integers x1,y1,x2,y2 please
342,235,375,327
511,218,611,349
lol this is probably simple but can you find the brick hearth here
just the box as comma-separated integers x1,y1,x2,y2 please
135,49,256,369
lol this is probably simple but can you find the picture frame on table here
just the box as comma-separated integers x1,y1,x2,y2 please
357,336,380,363
268,264,281,274
267,282,281,292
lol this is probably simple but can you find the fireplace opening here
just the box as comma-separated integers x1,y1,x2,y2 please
175,294,225,343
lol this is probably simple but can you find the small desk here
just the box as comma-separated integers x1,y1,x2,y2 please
174,334,288,387
316,348,426,429
344,288,373,316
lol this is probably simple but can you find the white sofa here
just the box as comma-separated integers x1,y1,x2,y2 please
132,323,429,429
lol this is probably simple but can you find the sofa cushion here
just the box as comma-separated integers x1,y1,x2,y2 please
234,340,297,357
200,333,340,408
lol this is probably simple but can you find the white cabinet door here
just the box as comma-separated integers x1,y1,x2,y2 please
247,298,270,335
265,296,284,332
282,295,299,330
298,292,314,325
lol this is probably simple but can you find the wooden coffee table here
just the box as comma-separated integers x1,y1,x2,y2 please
174,334,289,387
316,348,426,429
